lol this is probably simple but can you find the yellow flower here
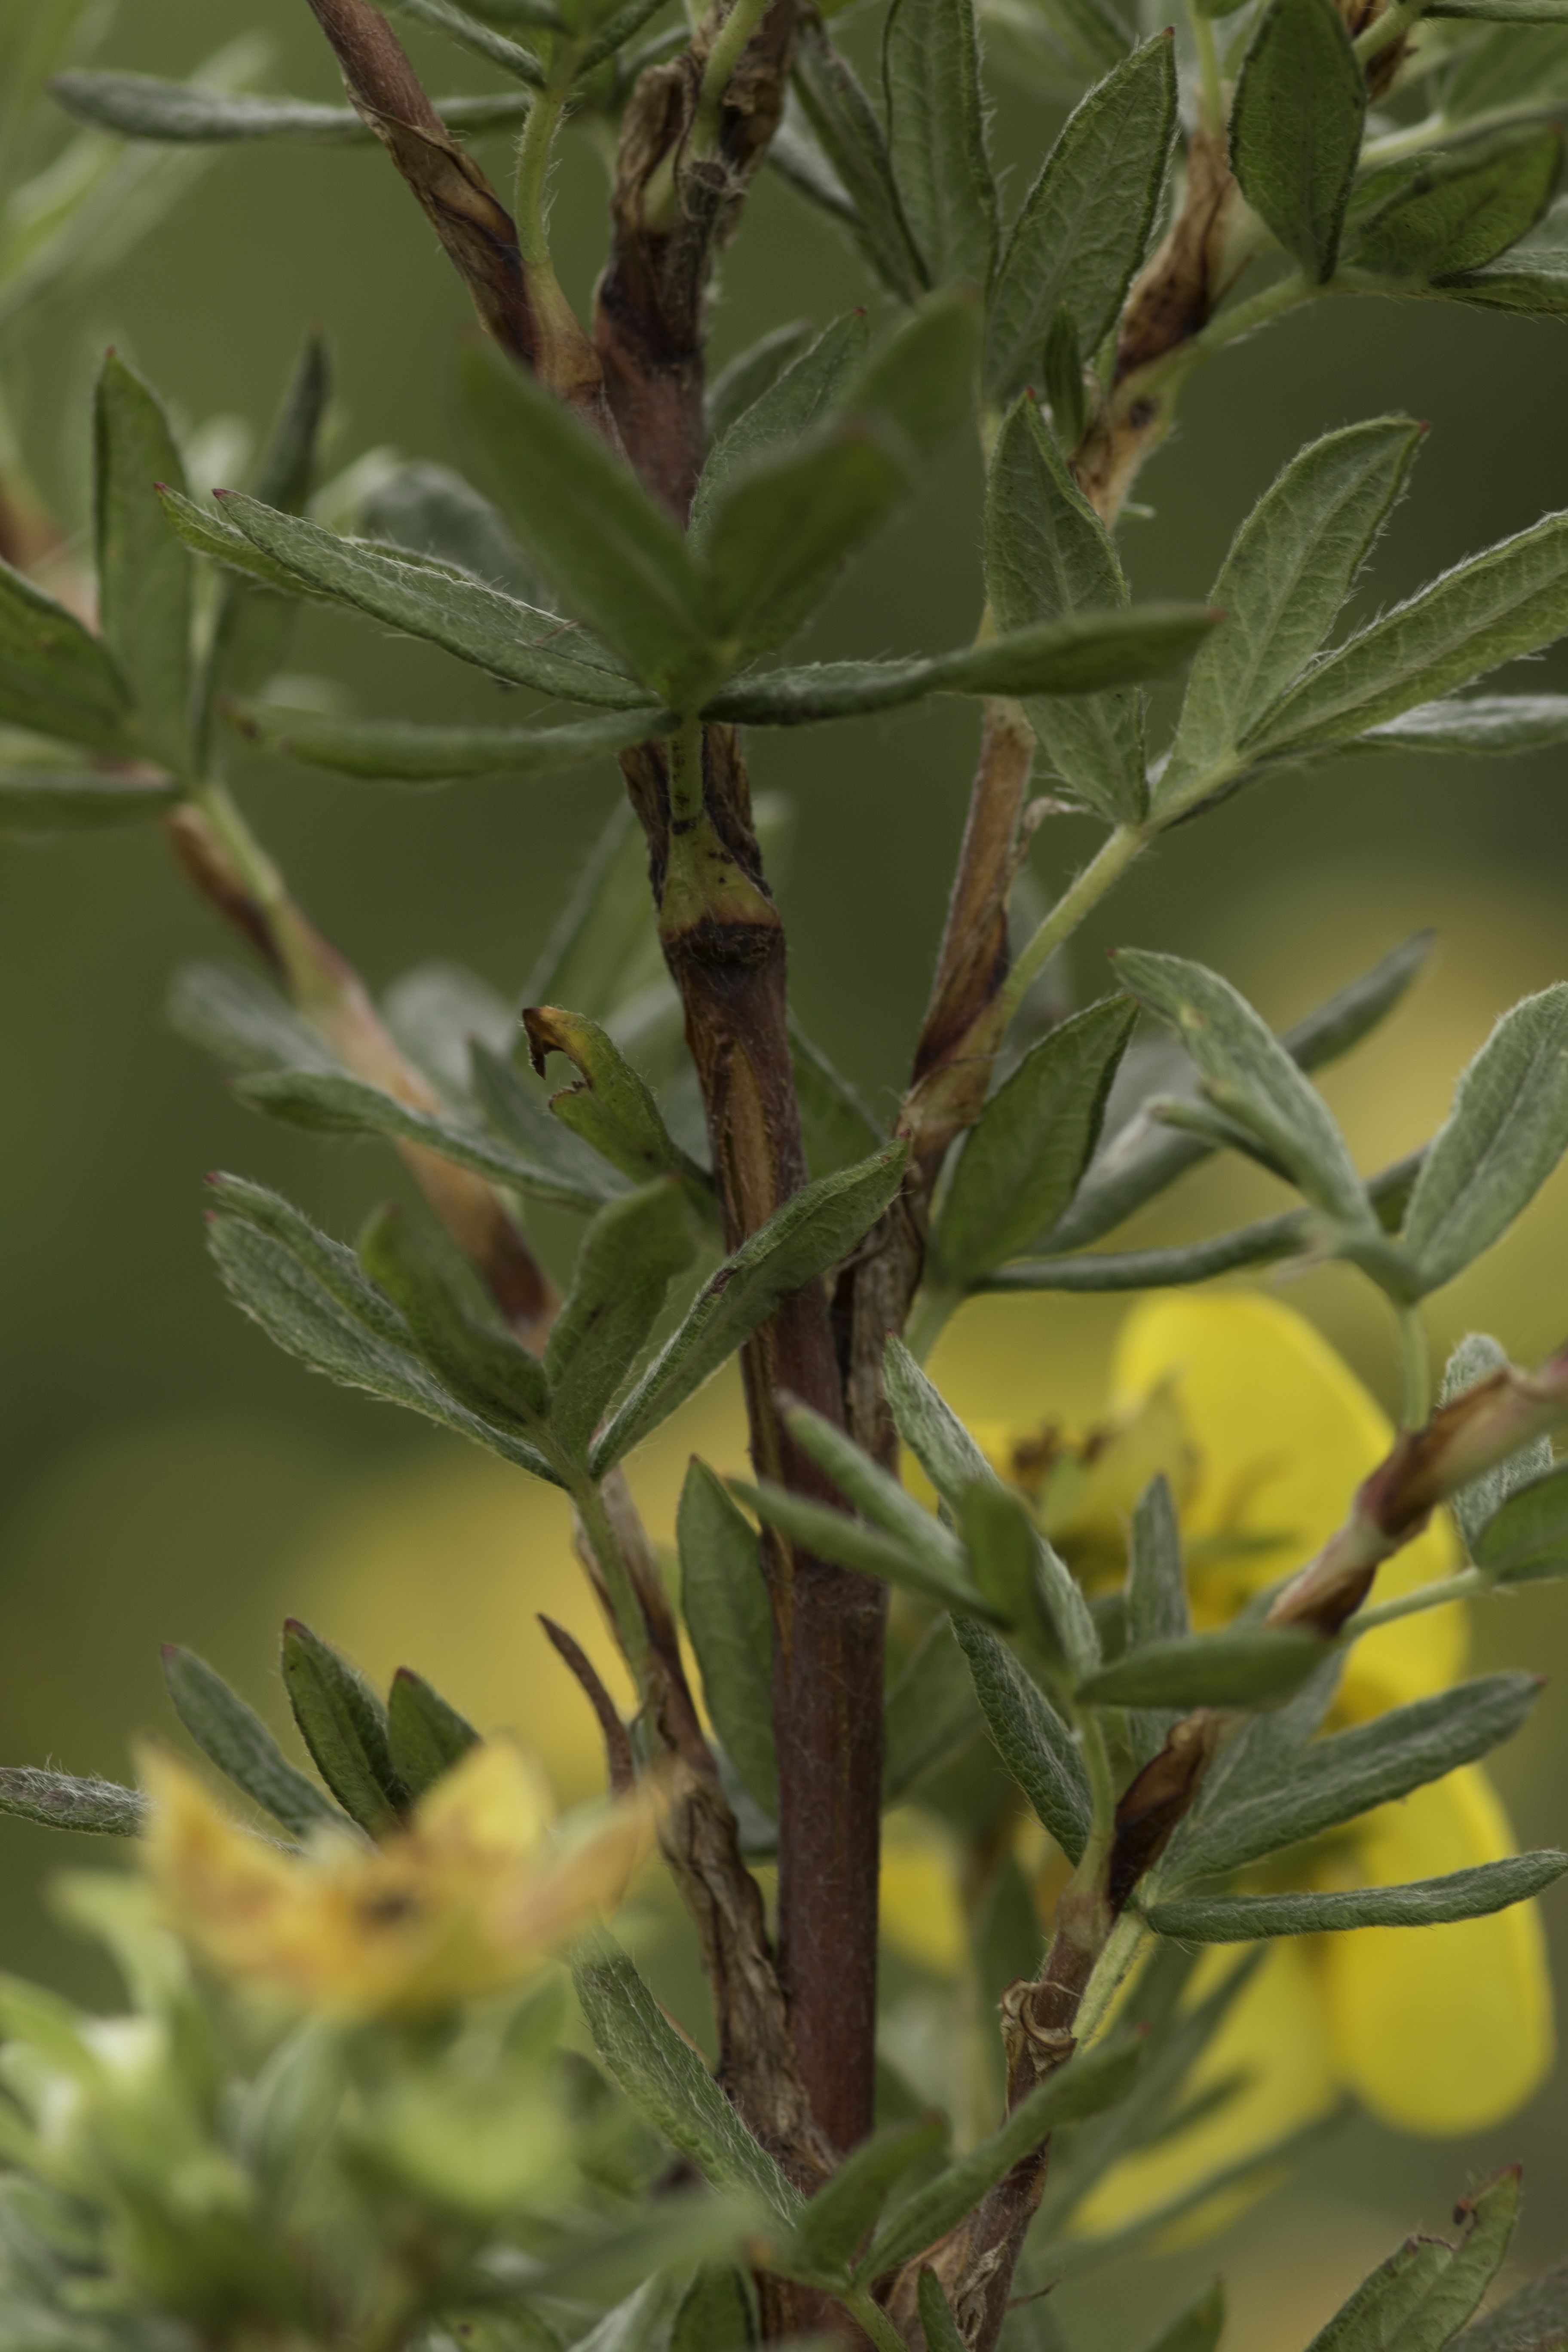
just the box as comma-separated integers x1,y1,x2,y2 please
141,1738,654,2018
892,1293,1554,2228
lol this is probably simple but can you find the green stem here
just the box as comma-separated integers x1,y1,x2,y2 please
565,1467,652,1674
1073,1909,1147,2046
1354,0,1430,63
997,823,1147,1031
1398,1303,1431,1429
514,83,568,270
691,0,772,156
1186,0,1225,141
1345,1563,1488,1635
904,1280,964,1366
189,777,289,919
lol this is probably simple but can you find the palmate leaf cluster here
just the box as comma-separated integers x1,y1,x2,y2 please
5,0,1568,2346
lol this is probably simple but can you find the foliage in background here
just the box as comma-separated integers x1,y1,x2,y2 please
4,0,1568,2341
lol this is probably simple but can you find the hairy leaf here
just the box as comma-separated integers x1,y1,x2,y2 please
882,0,996,286
545,1182,694,1453
1305,2171,1519,2352
162,1645,341,1838
1078,1626,1326,1707
228,701,670,781
952,1616,1092,1861
1474,1459,1568,1583
386,1668,480,1798
1147,1851,1568,1939
1230,0,1365,278
0,560,132,754
678,1461,778,1818
282,1618,407,1833
792,26,929,302
0,1768,146,1838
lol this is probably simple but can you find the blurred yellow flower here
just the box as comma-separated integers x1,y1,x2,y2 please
141,1737,654,2018
890,1292,1553,2226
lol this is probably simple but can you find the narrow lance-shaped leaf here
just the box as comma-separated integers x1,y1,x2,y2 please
1081,1628,1327,1708
789,2118,947,2278
704,322,819,442
1146,1850,1568,1940
986,33,1177,400
1158,417,1425,815
1305,2170,1520,2352
0,557,132,756
162,1645,343,1838
386,1667,480,1798
670,2267,755,2352
882,0,997,288
952,1616,1092,1862
1400,984,1568,1293
524,1007,710,1198
1440,1332,1553,1555
1351,129,1562,281
1358,692,1568,753
784,1400,977,1591
790,1018,884,1176
1229,0,1365,280
51,70,532,143
591,1142,910,1471
358,1204,552,1433
987,397,1145,821
282,1619,409,1834
791,25,929,304
690,310,869,542
0,772,177,831
1125,1474,1187,1766
227,700,671,783
545,1181,695,1454
917,2272,967,2352
735,1476,992,1616
93,354,193,773
1474,1459,1568,1583
678,1461,778,1819
0,1768,146,1838
929,997,1136,1287
700,427,908,658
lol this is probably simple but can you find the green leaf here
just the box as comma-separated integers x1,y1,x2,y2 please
1078,1626,1326,1707
982,1204,1318,1291
986,397,1145,822
161,1645,342,1838
0,771,177,830
591,1142,910,1470
884,1620,981,1801
1126,1474,1187,1767
1112,949,1378,1235
383,0,545,85
92,353,193,772
790,1019,885,1176
670,2266,755,2352
1173,1672,1541,1881
0,559,132,755
792,26,929,303
707,606,1218,725
882,0,996,287
523,1006,709,1198
1447,2252,1568,2352
705,322,819,443
50,70,532,142
1358,692,1568,752
917,2271,967,2352
1351,130,1562,280
1474,1460,1568,1583
700,427,908,658
1401,985,1568,1294
1305,2170,1519,2352
228,701,669,781
677,1461,778,1819
522,799,665,1022
1146,1851,1568,1941
1250,508,1568,759
232,1065,620,1213
208,489,651,709
691,311,870,542
1158,419,1425,815
952,1616,1091,1861
546,1181,695,1453
1435,248,1568,311
790,2117,947,2278
282,1618,408,1834
469,1042,636,1203
784,1402,976,1590
459,343,715,705
0,1768,145,1838
358,1204,552,1431
1229,0,1364,280
986,34,1177,401
850,290,982,468
1044,307,1088,447
360,460,536,597
1137,2285,1225,2352
572,1936,802,2223
858,2039,1144,2279
206,1176,560,1482
960,1480,1067,1654
734,1477,992,1615
1440,1332,1553,1555
930,998,1137,1286
386,1668,480,1798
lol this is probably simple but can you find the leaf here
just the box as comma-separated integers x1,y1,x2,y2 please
1250,508,1568,758
233,1066,620,1213
545,1181,695,1453
1305,2170,1520,2352
1158,418,1425,815
1229,0,1364,279
50,70,532,142
1436,248,1568,311
1401,985,1568,1293
1351,130,1562,280
358,1204,552,1431
590,1143,910,1470
1138,2285,1225,2352
952,1616,1092,1861
1146,1851,1568,1941
790,2117,947,2278
707,606,1219,724
207,489,651,709
960,1480,1066,1654
700,427,909,658
282,1619,408,1833
735,1478,992,1615
386,1667,480,1798
1474,1460,1568,1583
1112,949,1377,1236
792,26,929,303
0,559,132,754
1173,1672,1542,1881
0,771,177,830
1078,1626,1326,1707
360,459,536,597
850,290,982,468
1440,1332,1553,1556
691,310,870,542
930,998,1137,1287
161,1646,342,1838
206,1176,560,1482
384,0,545,85
882,0,996,287
705,321,819,443
986,397,1144,821
0,1768,145,1838
523,1007,707,1196
1359,692,1568,752
790,1019,885,1176
858,2038,1144,2279
1126,1474,1187,1767
917,2271,967,2352
523,799,665,1020
986,34,1177,401
572,1936,802,2223
459,343,714,704
784,1402,977,1590
678,1461,778,1818
228,701,669,781
92,353,193,772
982,1204,1319,1291
470,1044,634,1203
670,2266,755,2352
1447,2255,1568,2352
884,1621,981,1802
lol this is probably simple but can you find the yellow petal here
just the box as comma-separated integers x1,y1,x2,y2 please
879,1810,968,1978
1111,1295,1463,1711
415,1736,554,1863
1323,1764,1553,2134
1072,1939,1336,2238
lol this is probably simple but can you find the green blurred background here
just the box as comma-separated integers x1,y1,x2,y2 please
4,0,1568,2338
